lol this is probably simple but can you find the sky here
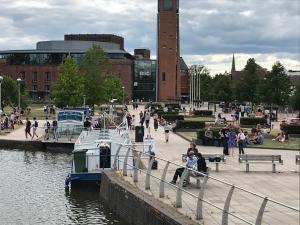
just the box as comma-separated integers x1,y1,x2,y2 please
0,0,299,75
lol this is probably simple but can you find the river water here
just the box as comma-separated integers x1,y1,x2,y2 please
0,149,128,225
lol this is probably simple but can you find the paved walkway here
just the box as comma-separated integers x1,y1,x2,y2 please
0,120,45,141
125,105,299,225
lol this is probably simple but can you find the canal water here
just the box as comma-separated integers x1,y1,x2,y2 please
0,149,128,225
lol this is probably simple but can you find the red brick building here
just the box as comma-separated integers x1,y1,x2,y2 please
0,34,134,101
157,0,188,101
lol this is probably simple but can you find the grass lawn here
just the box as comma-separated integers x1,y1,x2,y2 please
3,104,56,120
251,138,300,150
184,117,214,122
177,131,197,140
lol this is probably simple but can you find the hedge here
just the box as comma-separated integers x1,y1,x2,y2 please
197,128,220,140
281,125,300,134
176,120,205,129
156,110,178,116
161,114,184,122
194,110,213,116
240,117,267,126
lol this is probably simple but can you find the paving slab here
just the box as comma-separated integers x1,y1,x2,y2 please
125,105,300,225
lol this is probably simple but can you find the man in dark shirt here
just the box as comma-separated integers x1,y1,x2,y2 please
83,118,91,130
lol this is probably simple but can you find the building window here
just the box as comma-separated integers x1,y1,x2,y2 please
44,72,51,82
162,72,166,81
44,85,50,91
32,85,37,91
164,0,173,11
32,72,37,82
20,71,26,80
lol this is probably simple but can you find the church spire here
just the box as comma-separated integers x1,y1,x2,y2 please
231,53,236,73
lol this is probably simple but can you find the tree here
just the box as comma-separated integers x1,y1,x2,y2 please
80,44,110,108
51,54,84,107
212,73,233,103
290,85,300,111
234,58,262,104
259,62,291,106
100,74,124,103
1,76,18,108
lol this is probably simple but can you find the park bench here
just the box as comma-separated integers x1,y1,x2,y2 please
182,153,226,172
296,155,300,165
186,167,210,188
238,154,283,173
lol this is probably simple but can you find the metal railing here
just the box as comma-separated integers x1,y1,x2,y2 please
112,142,300,225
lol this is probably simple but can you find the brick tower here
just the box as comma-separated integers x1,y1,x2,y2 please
157,0,180,101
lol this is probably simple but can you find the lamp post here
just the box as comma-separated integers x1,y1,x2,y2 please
17,78,21,113
83,94,86,107
122,86,125,105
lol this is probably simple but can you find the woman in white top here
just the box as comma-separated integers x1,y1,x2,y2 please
237,129,246,154
162,118,170,142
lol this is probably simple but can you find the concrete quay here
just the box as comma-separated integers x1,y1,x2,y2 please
123,106,300,225
0,120,75,152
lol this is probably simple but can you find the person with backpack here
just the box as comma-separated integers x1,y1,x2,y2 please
44,117,51,140
52,119,58,140
31,117,39,140
25,117,32,139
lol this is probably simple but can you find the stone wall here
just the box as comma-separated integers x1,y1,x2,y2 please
100,170,198,225
0,139,73,153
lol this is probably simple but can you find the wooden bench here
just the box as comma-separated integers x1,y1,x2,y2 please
186,167,210,188
238,154,283,173
182,153,226,172
296,155,300,165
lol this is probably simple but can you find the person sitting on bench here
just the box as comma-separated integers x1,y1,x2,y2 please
170,151,197,186
195,153,208,176
187,142,198,155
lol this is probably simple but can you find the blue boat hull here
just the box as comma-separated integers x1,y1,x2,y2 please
67,172,102,188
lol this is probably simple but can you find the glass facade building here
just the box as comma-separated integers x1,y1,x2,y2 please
133,59,156,102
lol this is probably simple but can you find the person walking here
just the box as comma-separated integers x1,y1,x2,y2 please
25,117,32,139
44,117,51,140
139,111,144,126
31,117,39,140
145,110,151,128
237,129,245,155
52,119,58,140
163,120,171,143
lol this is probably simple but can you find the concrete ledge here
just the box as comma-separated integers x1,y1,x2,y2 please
0,139,73,153
100,170,199,225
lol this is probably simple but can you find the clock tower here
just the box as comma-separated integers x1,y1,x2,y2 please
157,0,180,101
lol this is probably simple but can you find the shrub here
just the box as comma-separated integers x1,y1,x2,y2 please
156,110,178,116
176,120,205,129
281,124,300,134
194,110,213,117
161,114,184,122
240,117,267,126
197,128,220,139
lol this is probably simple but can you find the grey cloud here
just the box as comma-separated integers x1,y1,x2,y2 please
0,0,299,64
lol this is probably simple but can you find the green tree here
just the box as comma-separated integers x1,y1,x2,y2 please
259,62,291,106
80,44,109,108
290,85,300,111
1,76,18,108
51,54,84,107
212,73,233,103
100,75,124,103
234,58,262,104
